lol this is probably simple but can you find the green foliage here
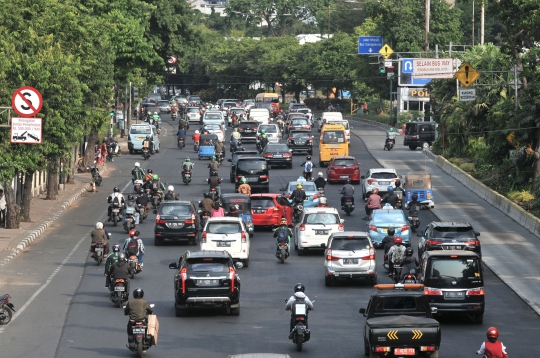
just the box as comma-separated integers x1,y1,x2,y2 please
459,163,475,172
507,190,534,203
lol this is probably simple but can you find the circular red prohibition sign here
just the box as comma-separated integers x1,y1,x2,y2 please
12,86,43,118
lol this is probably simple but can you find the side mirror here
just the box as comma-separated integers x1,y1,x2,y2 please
475,231,480,236
360,176,366,179
169,262,178,269
235,262,244,269
359,308,366,315
279,188,285,191
340,219,345,224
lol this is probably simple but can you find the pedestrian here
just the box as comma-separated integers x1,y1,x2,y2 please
0,189,6,228
363,101,369,115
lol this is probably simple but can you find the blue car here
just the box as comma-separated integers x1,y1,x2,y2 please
280,178,320,208
367,207,411,248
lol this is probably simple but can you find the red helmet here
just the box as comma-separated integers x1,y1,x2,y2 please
486,327,499,341
129,229,136,238
393,236,403,244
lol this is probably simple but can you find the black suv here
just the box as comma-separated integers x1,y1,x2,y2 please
228,150,259,183
154,201,198,246
417,221,481,258
169,250,242,316
404,121,436,150
418,250,485,323
234,157,269,193
237,121,259,142
288,130,313,154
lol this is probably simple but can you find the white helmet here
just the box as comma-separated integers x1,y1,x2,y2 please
135,162,140,168
319,197,327,205
168,185,174,192
318,172,323,177
154,111,158,115
195,130,200,134
95,222,103,229
294,292,306,300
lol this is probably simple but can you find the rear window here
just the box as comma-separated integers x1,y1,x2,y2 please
333,159,356,167
292,104,306,109
292,119,308,125
381,297,417,310
233,153,258,162
267,144,289,152
292,132,310,139
259,125,278,133
432,227,476,239
371,172,398,179
187,108,199,113
237,160,267,171
206,114,221,120
291,182,315,191
206,222,242,234
322,131,345,144
372,212,405,224
186,259,229,273
160,205,192,216
251,198,275,209
239,123,259,129
304,213,339,225
330,237,369,250
428,257,480,279
332,121,349,130
130,127,151,135
158,101,169,106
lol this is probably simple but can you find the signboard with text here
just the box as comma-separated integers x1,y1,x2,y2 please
10,117,42,144
358,36,383,54
398,59,432,87
412,58,454,79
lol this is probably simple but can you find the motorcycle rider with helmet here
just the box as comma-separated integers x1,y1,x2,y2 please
110,253,134,295
164,185,180,201
258,133,269,153
237,177,251,196
131,162,145,184
381,228,396,256
231,127,241,141
144,169,154,183
273,218,292,254
207,171,222,196
192,130,201,144
387,236,406,279
339,178,355,208
290,183,306,206
227,204,240,218
182,157,194,180
124,288,153,349
313,172,326,190
363,188,381,219
400,247,419,281
124,194,140,224
385,127,396,149
215,139,226,160
104,244,121,288
123,229,145,268
408,193,421,213
208,156,219,175
300,156,316,181
285,284,314,338
199,193,214,220
315,197,328,207
381,186,398,208
107,187,125,222
477,327,508,358
90,221,110,259
136,189,150,219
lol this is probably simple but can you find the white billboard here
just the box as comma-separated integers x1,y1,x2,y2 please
412,58,454,79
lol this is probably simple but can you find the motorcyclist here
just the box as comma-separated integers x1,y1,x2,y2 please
400,247,419,281
387,236,406,279
131,162,145,184
104,244,121,288
123,229,145,268
381,228,396,257
227,204,240,217
259,134,269,153
230,138,243,153
176,128,187,143
181,157,194,181
207,170,222,196
110,253,134,295
124,288,153,349
107,187,125,222
136,189,150,218
257,129,266,145
313,172,327,190
231,127,241,141
477,327,508,358
237,177,252,196
215,139,226,159
381,186,398,208
290,183,306,206
124,194,140,225
207,156,219,174
143,169,154,183
199,193,214,218
285,284,314,338
339,178,355,208
363,188,381,219
273,218,292,253
408,193,421,214
300,156,316,181
313,197,327,207
394,180,405,193
150,174,166,202
144,135,154,155
152,111,161,129
90,221,110,259
178,117,188,130
385,127,396,149
164,185,180,201
192,130,201,144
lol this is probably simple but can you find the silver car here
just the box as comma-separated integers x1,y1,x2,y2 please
157,100,171,113
256,124,281,144
324,231,377,286
361,168,400,199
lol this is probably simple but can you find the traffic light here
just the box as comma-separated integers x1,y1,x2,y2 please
378,57,386,74
131,87,139,102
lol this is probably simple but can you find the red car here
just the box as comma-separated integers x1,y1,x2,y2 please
326,156,361,184
250,194,294,228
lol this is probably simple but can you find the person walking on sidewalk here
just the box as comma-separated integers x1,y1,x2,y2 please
0,189,6,228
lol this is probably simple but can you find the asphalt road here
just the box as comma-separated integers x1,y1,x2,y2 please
0,113,538,358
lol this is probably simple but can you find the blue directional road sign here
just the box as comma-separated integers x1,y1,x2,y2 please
399,59,432,86
358,36,383,55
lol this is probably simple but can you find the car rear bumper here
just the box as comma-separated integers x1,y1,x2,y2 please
325,267,377,278
429,301,485,314
328,173,360,182
265,158,292,165
289,145,312,152
252,214,281,226
155,230,198,240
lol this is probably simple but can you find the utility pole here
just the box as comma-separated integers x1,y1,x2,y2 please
327,5,330,39
480,0,485,44
424,0,430,56
472,1,475,46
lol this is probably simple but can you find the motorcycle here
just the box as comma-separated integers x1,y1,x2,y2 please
395,190,403,209
183,170,192,185
400,269,418,284
341,195,355,216
133,179,143,193
127,255,142,279
303,171,313,181
110,278,129,308
317,187,325,198
276,241,289,264
194,141,199,152
151,191,161,212
126,308,156,357
110,201,122,227
408,209,420,232
171,108,178,120
292,203,303,223
93,242,106,266
216,151,224,165
123,205,137,233
178,137,185,149
0,294,16,325
200,210,211,228
142,147,150,160
384,134,396,151
286,300,313,352
89,166,102,186
230,139,242,153
137,203,148,222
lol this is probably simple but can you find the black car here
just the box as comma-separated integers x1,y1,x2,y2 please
262,143,293,169
418,221,481,258
418,250,485,323
404,121,436,150
169,250,242,316
288,130,313,154
237,121,259,142
228,150,259,183
154,201,198,246
234,157,269,193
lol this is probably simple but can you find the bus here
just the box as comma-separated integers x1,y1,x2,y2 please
255,92,279,103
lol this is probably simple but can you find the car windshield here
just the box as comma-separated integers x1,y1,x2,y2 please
206,222,242,234
160,205,191,216
432,227,476,239
267,145,289,153
130,127,151,135
231,109,244,114
322,131,346,144
190,96,201,100
330,238,369,250
204,125,222,130
233,153,258,162
305,213,339,225
371,172,398,179
187,261,229,273
293,104,306,109
206,114,221,120
290,182,316,192
237,160,267,171
292,119,308,125
372,212,405,224
259,125,278,133
333,159,356,167
428,258,480,279
224,102,237,107
158,101,168,106
251,198,275,209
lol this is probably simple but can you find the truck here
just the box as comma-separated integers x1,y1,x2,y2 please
359,283,441,358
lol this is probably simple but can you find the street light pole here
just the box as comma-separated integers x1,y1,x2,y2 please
424,0,430,56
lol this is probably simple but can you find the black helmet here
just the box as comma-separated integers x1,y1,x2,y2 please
147,169,153,174
388,228,395,236
139,189,145,195
306,155,312,160
133,287,144,299
395,180,401,187
113,187,120,193
412,194,418,201
345,178,351,184
294,283,305,293
127,194,134,200
405,247,414,257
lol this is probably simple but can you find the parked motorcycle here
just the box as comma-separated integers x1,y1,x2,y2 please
123,205,137,233
178,137,185,149
110,278,129,308
126,308,156,357
127,255,142,279
276,241,289,264
341,195,355,216
183,170,192,185
0,294,16,325
142,147,150,161
286,299,313,352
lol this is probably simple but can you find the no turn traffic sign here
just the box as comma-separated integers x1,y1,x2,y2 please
11,86,43,118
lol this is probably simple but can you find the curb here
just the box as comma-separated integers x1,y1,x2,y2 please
0,170,106,268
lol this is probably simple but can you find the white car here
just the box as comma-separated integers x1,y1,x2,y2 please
256,124,281,144
202,124,226,142
361,168,400,199
293,207,344,255
203,110,225,126
185,107,201,123
200,217,251,267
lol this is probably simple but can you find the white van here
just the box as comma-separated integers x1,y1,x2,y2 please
248,108,270,124
321,111,343,122
127,124,160,154
200,217,250,266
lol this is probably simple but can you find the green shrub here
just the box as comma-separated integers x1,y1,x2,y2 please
507,190,534,203
459,163,475,172
449,158,460,164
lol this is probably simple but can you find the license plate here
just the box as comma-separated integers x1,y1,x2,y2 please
112,209,119,213
444,291,465,298
132,328,145,334
167,222,184,228
378,181,390,185
382,228,388,233
343,258,358,265
114,286,125,291
274,154,283,158
136,137,144,140
315,230,329,235
395,348,415,355
244,130,253,132
340,176,349,179
253,209,265,214
197,279,220,286
216,241,231,247
443,245,463,250
246,177,258,182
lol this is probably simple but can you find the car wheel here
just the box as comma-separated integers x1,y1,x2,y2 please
319,161,323,167
409,145,417,150
230,304,240,316
325,277,332,287
243,258,249,268
154,236,163,246
175,304,187,317
294,242,298,251
364,340,370,356
129,149,134,155
297,248,304,256
472,313,483,324
190,237,198,245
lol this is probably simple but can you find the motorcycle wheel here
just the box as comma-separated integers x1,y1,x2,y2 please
137,341,143,358
113,215,118,227
345,209,351,216
117,295,123,309
296,333,303,352
0,307,13,325
97,255,102,266
280,249,286,264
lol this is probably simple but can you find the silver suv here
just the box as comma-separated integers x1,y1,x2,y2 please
324,231,376,286
361,168,400,199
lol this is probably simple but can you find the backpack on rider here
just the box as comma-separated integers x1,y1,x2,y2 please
392,245,406,265
277,227,289,242
126,237,139,257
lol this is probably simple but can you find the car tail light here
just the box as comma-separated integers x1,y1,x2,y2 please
412,135,419,139
313,194,319,200
229,267,235,292
241,231,247,243
466,287,485,296
369,225,377,232
180,268,187,293
308,136,312,141
338,223,344,231
424,287,443,295
375,347,391,353
201,231,207,243
299,224,306,231
362,247,375,260
288,136,292,141
326,249,340,261
273,207,279,212
467,239,480,245
367,179,378,184
426,239,443,246
264,153,273,158
401,225,410,233
236,176,243,181
391,178,399,182
156,218,167,225
283,153,292,157
260,175,268,180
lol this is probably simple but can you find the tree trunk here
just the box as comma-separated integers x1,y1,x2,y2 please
80,126,99,171
5,185,20,229
46,159,58,200
21,171,34,222
68,147,76,183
